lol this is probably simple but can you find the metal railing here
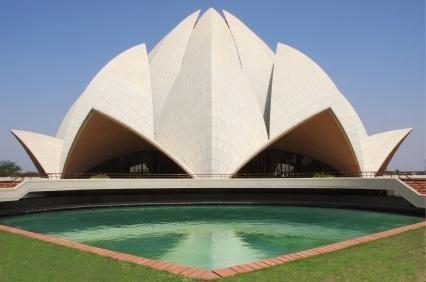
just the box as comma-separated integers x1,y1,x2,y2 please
1,170,424,180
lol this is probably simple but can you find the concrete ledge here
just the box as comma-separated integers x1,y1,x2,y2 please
0,178,424,208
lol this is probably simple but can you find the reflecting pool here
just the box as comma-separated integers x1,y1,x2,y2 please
1,205,422,269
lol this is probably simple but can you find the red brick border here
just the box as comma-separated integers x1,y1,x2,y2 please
0,221,424,280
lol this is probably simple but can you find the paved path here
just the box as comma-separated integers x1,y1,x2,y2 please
0,178,424,208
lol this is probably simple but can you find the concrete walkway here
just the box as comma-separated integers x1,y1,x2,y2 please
0,178,424,208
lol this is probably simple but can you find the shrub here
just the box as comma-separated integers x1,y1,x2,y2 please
0,160,21,176
90,174,109,179
313,172,335,178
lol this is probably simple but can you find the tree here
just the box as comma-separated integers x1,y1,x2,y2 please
0,160,22,175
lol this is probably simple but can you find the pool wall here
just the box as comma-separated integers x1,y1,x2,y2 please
0,178,424,216
0,187,424,216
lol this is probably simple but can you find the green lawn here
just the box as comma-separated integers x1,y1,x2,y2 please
224,227,426,282
0,227,424,281
0,231,193,282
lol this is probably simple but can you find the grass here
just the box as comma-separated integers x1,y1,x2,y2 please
0,231,192,282
224,227,426,282
0,227,424,281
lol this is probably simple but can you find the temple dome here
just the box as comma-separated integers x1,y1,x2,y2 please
12,8,411,178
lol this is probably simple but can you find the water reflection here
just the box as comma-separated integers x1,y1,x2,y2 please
1,206,422,269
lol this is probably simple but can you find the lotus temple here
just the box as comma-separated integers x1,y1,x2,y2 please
0,8,425,279
9,8,412,178
2,7,424,207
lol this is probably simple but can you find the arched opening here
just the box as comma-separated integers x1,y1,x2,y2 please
88,150,186,177
237,150,337,177
62,110,188,178
235,109,360,177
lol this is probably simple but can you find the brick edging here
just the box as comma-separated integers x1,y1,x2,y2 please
212,221,426,277
0,221,424,280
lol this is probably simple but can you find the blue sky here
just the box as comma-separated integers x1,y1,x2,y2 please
0,0,424,171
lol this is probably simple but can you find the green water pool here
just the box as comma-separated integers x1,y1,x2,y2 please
0,205,422,269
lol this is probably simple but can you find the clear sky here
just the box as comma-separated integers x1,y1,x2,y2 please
0,0,424,172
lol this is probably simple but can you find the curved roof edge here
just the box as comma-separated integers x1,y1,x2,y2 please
11,129,63,174
149,10,200,61
361,128,412,173
57,44,154,171
270,43,367,168
231,107,360,175
149,10,200,129
156,8,268,176
223,10,274,122
62,109,195,177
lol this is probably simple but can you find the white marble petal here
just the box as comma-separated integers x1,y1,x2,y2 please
361,128,412,173
149,10,200,130
57,44,154,171
156,9,268,176
223,10,274,126
11,130,63,174
13,8,412,178
269,43,368,170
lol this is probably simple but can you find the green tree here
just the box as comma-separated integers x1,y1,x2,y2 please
0,160,22,175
